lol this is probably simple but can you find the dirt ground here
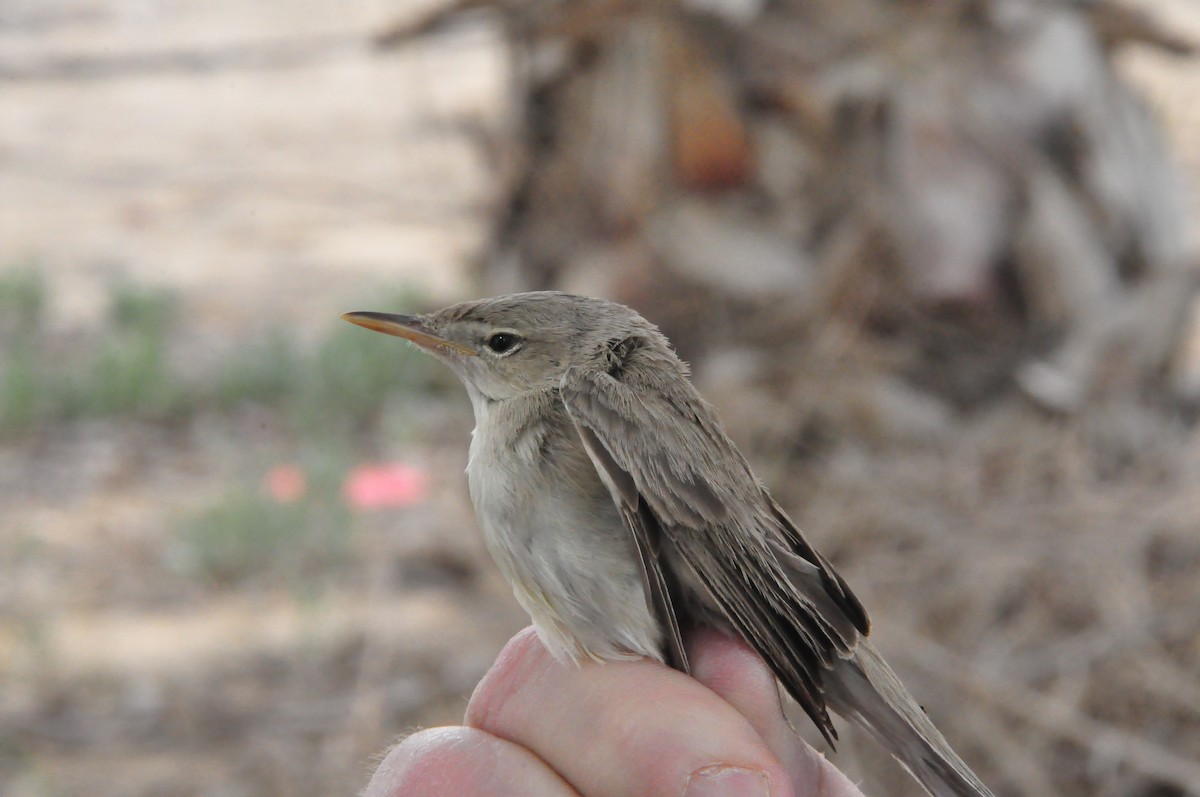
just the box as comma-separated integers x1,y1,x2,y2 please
3,2,1200,797
2,3,524,795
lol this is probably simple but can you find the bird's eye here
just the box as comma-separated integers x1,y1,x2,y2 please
486,332,520,354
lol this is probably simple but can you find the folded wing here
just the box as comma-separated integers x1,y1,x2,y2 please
562,363,868,745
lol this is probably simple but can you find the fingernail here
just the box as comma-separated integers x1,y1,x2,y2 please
683,766,771,797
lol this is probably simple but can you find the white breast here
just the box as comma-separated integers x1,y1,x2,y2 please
465,392,662,664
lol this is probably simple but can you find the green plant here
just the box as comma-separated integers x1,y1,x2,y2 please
0,343,45,431
0,269,50,431
291,320,433,436
0,278,436,437
0,267,45,332
208,287,437,443
177,487,353,586
56,283,186,420
212,330,301,408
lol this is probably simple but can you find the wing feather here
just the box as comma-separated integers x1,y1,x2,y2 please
562,365,869,745
575,422,690,673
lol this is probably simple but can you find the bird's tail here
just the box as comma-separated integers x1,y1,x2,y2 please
826,640,995,797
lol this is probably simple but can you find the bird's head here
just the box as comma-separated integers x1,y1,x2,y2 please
342,291,667,403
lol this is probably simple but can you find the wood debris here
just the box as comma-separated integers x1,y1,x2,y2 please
375,0,1200,413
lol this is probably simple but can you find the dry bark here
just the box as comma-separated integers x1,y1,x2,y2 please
381,0,1198,413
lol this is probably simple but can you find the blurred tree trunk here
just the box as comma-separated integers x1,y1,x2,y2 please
384,0,1198,415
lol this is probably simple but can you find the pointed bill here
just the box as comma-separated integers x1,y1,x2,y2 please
341,311,477,357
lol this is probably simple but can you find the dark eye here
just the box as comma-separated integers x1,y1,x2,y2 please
486,332,520,354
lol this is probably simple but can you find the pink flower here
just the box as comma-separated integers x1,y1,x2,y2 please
343,462,429,510
264,464,307,503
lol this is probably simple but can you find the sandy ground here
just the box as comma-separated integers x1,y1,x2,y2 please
1,0,506,334
1,4,522,795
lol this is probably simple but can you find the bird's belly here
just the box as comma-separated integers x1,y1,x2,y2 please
467,439,661,664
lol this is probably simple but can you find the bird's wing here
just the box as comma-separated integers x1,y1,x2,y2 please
575,422,690,673
561,365,867,745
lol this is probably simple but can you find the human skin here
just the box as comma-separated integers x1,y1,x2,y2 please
363,627,867,797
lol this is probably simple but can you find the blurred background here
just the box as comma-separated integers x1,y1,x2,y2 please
3,1,1200,795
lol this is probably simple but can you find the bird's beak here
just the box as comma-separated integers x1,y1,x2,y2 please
341,311,477,357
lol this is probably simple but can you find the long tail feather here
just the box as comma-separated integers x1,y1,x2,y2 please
826,640,995,797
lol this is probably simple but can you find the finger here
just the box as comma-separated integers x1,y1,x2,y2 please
364,725,582,797
688,630,866,797
465,627,794,797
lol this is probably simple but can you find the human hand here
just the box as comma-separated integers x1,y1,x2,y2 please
364,626,866,797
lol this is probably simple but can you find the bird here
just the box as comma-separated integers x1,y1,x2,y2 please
343,290,994,797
